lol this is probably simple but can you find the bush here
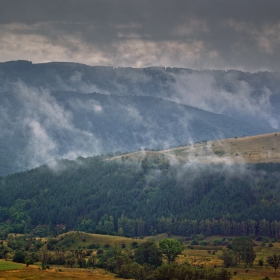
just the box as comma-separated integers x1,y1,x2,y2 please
190,240,198,245
88,243,99,249
153,263,231,280
199,240,208,246
131,241,139,248
117,262,144,279
25,257,34,267
13,250,25,263
47,238,58,250
212,238,223,246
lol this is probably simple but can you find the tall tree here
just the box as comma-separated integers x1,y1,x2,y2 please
135,241,162,268
219,249,238,268
159,239,183,264
267,254,280,272
232,236,256,267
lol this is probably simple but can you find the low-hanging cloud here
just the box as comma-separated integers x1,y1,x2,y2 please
0,79,196,174
0,81,103,171
0,59,279,175
166,70,280,129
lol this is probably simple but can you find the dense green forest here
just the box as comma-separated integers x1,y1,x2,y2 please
1,156,280,238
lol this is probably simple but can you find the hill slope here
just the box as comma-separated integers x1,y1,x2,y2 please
1,60,280,175
1,60,280,127
1,144,280,238
0,91,272,176
111,132,280,164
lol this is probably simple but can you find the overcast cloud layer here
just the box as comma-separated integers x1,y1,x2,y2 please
1,0,280,71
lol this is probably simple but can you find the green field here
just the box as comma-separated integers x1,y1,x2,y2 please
0,260,25,270
54,231,145,250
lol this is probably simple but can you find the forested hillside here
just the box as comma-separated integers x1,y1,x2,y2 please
1,156,280,239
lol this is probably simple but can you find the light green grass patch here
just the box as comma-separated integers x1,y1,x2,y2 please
56,231,145,250
0,260,25,270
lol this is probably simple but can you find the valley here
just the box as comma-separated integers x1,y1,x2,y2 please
1,232,280,280
2,1,280,278
1,62,280,280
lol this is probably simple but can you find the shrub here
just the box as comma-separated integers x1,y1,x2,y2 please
199,240,208,246
88,243,99,249
47,238,58,250
13,250,25,263
212,238,223,246
131,241,139,248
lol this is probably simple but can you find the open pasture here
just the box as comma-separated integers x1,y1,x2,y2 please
55,231,145,250
0,266,117,280
111,132,280,164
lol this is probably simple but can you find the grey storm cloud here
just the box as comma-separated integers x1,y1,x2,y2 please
1,0,280,71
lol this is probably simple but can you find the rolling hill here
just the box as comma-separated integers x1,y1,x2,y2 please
111,132,280,164
1,132,280,239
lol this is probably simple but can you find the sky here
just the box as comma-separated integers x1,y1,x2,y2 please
1,0,280,72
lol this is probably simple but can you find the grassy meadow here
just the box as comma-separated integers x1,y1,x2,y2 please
0,260,25,270
54,231,146,250
0,265,117,280
111,132,280,165
180,236,280,280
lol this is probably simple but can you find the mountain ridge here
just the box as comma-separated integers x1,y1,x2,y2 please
0,91,274,176
1,60,279,175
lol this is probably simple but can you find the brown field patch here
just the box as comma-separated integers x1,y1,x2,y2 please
0,266,120,280
110,132,280,164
